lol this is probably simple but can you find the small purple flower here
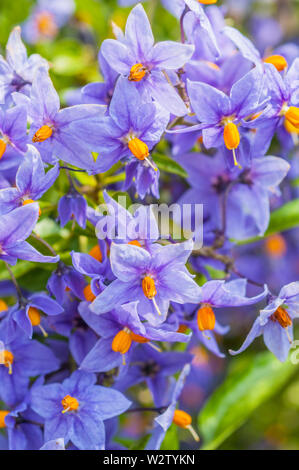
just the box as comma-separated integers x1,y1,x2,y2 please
58,189,87,229
0,146,59,215
171,67,268,168
47,261,85,304
0,27,48,104
82,77,169,181
0,331,60,407
14,68,106,168
30,370,131,450
0,204,59,265
91,238,201,325
230,282,299,362
101,4,194,116
146,364,199,449
22,0,75,44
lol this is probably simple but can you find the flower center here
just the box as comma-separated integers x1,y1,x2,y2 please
198,0,218,4
128,137,149,161
197,304,216,338
61,395,79,414
0,350,14,375
263,55,288,72
128,240,142,247
89,244,102,262
223,122,241,168
128,63,147,82
32,125,53,143
112,328,132,365
0,140,7,159
173,410,200,442
142,276,157,299
28,306,48,337
270,306,292,329
22,199,41,216
0,411,9,428
36,12,58,37
0,300,8,312
285,107,299,131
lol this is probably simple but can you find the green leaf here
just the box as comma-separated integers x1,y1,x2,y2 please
198,351,297,450
153,153,188,178
160,423,179,450
266,199,299,235
0,260,34,281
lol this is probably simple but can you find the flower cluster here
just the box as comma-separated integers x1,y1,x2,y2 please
0,0,298,451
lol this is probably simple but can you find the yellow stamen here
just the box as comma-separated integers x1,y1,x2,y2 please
36,12,58,37
128,138,158,171
223,122,240,150
32,125,53,143
284,118,299,135
197,304,216,338
263,55,288,72
128,240,142,247
22,199,41,216
173,409,200,442
198,0,217,4
0,140,7,159
28,306,48,337
112,328,132,364
0,300,8,312
264,234,287,258
89,244,103,262
142,276,157,299
61,395,79,414
128,63,147,82
223,122,241,168
271,306,292,329
128,137,149,161
130,331,162,352
0,411,9,428
285,107,299,130
0,350,14,375
83,284,96,302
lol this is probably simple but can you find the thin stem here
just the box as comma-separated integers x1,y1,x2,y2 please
127,406,168,414
4,262,23,301
180,5,188,43
60,166,86,173
31,232,57,257
232,267,265,289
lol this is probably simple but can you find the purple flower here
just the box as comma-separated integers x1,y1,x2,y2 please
0,27,48,104
230,282,299,362
0,146,59,215
47,261,85,304
79,301,191,372
0,204,59,265
174,67,268,168
22,0,75,44
0,332,60,407
30,370,131,450
146,363,199,449
176,151,290,240
115,345,193,407
82,77,169,179
91,238,201,325
58,190,87,229
14,68,106,169
3,292,64,341
100,4,194,116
